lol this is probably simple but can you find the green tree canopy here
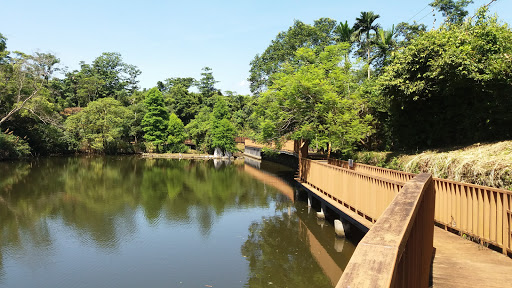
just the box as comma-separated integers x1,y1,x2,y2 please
92,52,141,100
0,52,60,126
0,33,7,54
56,52,141,108
430,0,473,25
378,8,512,148
248,18,350,94
394,22,427,46
185,106,212,153
254,43,373,154
211,97,236,154
157,77,196,93
164,84,202,125
126,90,147,147
141,88,169,151
0,132,31,159
64,97,133,153
167,113,187,153
227,92,256,135
197,67,219,107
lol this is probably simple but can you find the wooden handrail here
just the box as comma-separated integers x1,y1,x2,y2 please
337,173,435,288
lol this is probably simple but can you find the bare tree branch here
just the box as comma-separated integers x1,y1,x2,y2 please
0,52,58,126
0,88,40,125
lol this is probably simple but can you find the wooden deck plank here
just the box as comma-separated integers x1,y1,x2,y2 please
432,227,512,287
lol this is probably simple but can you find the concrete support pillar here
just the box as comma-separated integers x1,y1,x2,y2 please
334,219,345,238
307,194,312,207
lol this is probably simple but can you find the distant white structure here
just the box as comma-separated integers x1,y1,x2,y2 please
213,147,233,159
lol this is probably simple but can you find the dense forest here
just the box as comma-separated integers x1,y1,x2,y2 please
1,0,511,160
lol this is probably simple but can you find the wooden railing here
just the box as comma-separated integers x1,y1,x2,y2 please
328,159,416,182
245,139,299,155
299,158,404,225
337,173,435,288
234,136,248,143
185,137,247,145
328,158,512,255
433,178,512,254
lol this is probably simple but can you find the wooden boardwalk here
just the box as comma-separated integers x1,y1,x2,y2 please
432,227,512,287
291,157,512,286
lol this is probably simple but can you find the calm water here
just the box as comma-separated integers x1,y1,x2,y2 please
0,156,356,288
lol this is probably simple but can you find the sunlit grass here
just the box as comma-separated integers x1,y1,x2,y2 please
353,141,512,190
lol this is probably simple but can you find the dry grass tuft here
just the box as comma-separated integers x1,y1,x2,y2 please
354,141,512,190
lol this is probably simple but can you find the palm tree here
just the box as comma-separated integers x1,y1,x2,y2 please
373,25,396,70
352,11,381,79
334,21,354,43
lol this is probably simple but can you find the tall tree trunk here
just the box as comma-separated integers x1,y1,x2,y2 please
367,47,371,79
327,142,331,159
300,139,309,159
298,139,309,179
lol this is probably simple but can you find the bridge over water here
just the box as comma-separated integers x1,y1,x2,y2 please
245,140,512,287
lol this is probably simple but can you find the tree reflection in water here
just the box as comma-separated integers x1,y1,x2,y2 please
0,157,292,279
242,211,333,288
0,156,353,287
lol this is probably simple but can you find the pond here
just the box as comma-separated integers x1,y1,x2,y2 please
0,156,357,288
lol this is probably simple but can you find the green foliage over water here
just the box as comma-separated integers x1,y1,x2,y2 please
65,98,134,153
0,132,31,159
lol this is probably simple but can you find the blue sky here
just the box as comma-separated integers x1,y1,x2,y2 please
1,0,510,95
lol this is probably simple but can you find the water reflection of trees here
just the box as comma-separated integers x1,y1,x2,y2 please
241,211,333,288
0,156,286,278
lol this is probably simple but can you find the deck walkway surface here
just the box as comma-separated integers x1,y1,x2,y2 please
432,227,512,287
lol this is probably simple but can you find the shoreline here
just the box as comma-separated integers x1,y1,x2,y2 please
141,152,239,160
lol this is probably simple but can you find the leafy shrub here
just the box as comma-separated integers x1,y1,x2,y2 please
0,132,31,159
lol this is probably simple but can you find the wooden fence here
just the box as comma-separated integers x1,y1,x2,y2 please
245,139,299,155
234,137,248,143
337,173,435,288
299,158,404,225
328,159,512,255
328,159,415,182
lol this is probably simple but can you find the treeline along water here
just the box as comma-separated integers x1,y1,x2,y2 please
0,156,356,287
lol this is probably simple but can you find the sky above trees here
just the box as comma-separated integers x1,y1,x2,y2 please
1,0,510,95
